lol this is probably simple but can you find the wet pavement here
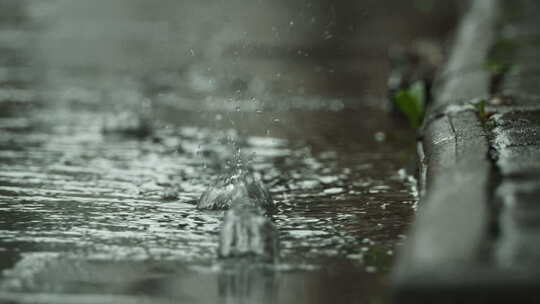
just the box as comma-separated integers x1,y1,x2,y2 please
0,1,459,303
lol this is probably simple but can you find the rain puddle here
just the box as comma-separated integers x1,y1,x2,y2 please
0,98,417,303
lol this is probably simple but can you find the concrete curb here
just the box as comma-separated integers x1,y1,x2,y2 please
392,0,540,302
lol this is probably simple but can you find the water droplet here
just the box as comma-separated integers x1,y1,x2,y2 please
365,266,377,273
374,131,386,142
323,31,333,40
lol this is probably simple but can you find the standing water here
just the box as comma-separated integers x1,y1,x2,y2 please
0,1,458,303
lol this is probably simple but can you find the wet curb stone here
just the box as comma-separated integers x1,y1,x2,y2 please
392,0,540,302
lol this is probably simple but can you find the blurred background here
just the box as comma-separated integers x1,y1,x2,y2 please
2,0,461,108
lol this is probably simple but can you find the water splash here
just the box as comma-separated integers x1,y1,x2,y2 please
197,167,273,212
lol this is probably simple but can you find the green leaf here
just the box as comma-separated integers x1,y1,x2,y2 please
483,61,511,74
474,99,486,118
393,81,426,128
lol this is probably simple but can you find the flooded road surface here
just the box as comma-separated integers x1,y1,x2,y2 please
0,1,457,303
0,105,416,303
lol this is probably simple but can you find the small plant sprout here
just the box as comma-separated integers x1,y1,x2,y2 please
393,80,426,129
472,98,493,122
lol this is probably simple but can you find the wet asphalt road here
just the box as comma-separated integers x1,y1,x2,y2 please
0,1,458,303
